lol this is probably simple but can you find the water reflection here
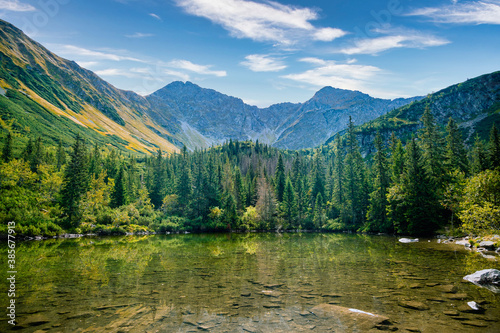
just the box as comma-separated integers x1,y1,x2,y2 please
1,233,499,332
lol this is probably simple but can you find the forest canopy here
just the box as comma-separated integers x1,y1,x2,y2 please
1,107,500,238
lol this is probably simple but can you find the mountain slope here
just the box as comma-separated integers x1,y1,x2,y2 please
145,82,420,150
334,71,500,154
0,19,178,154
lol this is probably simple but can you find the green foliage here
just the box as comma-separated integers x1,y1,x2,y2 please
60,134,90,228
458,169,500,235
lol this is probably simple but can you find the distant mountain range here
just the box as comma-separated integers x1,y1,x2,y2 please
0,19,498,153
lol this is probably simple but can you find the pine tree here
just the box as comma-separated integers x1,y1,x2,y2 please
30,137,44,173
22,138,33,162
445,117,468,173
150,150,167,209
419,106,446,187
274,154,286,202
233,166,246,212
88,143,102,177
2,132,13,163
366,132,391,232
310,152,326,205
110,164,128,208
343,116,367,227
61,134,89,227
470,135,487,174
389,138,440,235
175,155,192,215
280,177,297,229
390,132,404,184
313,192,325,229
488,124,500,169
331,134,344,218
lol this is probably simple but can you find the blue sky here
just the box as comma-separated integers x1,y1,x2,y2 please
1,0,499,107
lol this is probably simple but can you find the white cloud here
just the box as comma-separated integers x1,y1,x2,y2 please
339,33,449,55
313,27,347,42
149,13,161,20
0,0,35,11
407,0,500,25
125,32,154,38
168,59,227,77
75,61,99,68
241,54,286,72
55,45,145,62
95,68,137,78
282,58,381,92
174,0,346,46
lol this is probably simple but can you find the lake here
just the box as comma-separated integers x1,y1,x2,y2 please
1,233,499,332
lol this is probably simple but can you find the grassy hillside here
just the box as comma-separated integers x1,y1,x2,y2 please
0,19,179,155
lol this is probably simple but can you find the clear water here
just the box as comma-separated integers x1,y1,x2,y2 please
1,233,499,332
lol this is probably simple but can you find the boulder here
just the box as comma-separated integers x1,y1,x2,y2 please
479,241,496,250
455,240,470,247
463,269,500,293
399,238,419,243
310,304,393,332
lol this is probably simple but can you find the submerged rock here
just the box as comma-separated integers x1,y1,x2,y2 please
310,304,393,332
463,269,500,293
399,238,419,243
398,300,430,311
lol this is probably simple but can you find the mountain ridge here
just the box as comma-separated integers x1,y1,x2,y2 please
1,18,497,154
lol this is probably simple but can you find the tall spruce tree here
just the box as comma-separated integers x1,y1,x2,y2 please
343,116,367,227
419,106,446,187
470,135,487,174
390,132,405,184
390,137,440,235
61,134,89,227
275,154,286,202
280,177,297,229
111,164,128,208
366,132,391,232
150,150,167,208
445,117,468,173
331,134,344,219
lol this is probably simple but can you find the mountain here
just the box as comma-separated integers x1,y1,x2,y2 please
0,19,178,154
145,82,420,150
338,71,500,155
2,18,496,155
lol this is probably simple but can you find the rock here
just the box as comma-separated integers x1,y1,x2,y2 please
409,283,423,289
455,240,470,247
479,241,496,250
436,284,457,293
310,304,393,332
463,269,500,293
445,293,468,300
21,314,50,327
461,320,488,327
398,301,430,311
467,301,481,311
458,301,484,313
260,290,282,297
399,238,419,243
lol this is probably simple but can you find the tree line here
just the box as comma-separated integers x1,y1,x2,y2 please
1,106,499,237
